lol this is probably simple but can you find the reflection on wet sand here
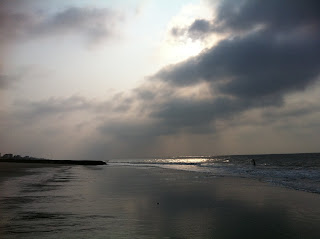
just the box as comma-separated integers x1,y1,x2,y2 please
1,164,320,238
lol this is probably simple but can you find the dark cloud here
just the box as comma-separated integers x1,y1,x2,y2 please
147,93,284,137
98,119,164,149
170,19,213,40
160,0,320,98
188,19,212,39
150,98,233,131
172,0,320,39
154,31,320,98
0,5,122,44
150,0,320,139
214,0,320,33
189,19,211,33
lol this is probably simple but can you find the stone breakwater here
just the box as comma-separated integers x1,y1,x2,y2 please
0,158,107,165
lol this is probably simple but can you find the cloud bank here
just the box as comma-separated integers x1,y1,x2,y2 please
151,0,320,129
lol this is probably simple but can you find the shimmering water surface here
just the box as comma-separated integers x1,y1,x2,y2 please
110,153,320,194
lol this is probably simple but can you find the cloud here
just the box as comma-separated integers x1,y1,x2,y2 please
0,5,123,44
2,1,320,159
171,19,213,40
153,0,320,122
157,31,320,96
4,84,320,159
16,96,93,116
139,0,320,151
12,95,120,122
34,7,122,43
187,19,212,39
0,68,21,89
0,74,9,89
213,0,320,33
172,0,320,40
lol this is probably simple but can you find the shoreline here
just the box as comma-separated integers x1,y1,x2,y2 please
109,162,320,195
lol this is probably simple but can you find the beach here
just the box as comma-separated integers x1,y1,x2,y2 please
1,162,320,238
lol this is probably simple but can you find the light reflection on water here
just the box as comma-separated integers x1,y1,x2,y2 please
110,154,320,194
152,157,209,164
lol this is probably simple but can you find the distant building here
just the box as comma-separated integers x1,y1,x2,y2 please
3,154,13,159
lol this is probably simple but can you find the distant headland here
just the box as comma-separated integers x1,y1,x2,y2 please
0,153,107,165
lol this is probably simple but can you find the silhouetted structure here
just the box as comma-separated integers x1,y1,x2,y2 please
2,154,13,159
0,153,107,165
0,158,107,165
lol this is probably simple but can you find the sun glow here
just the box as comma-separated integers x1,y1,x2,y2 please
155,2,220,65
159,38,204,64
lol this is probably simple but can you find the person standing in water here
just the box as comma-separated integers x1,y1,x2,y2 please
251,159,256,166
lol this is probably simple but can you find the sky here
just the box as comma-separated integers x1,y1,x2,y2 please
1,0,320,160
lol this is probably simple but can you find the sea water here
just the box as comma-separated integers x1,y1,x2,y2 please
110,153,320,194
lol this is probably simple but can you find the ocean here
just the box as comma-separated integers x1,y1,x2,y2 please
1,153,320,238
110,153,320,194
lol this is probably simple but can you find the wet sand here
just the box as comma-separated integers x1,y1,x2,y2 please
0,162,49,181
1,163,320,238
97,165,320,238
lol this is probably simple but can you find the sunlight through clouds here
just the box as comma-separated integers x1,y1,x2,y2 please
156,2,215,64
1,0,320,159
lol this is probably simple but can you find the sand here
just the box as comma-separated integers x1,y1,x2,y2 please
0,162,59,182
1,163,320,238
97,165,320,238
